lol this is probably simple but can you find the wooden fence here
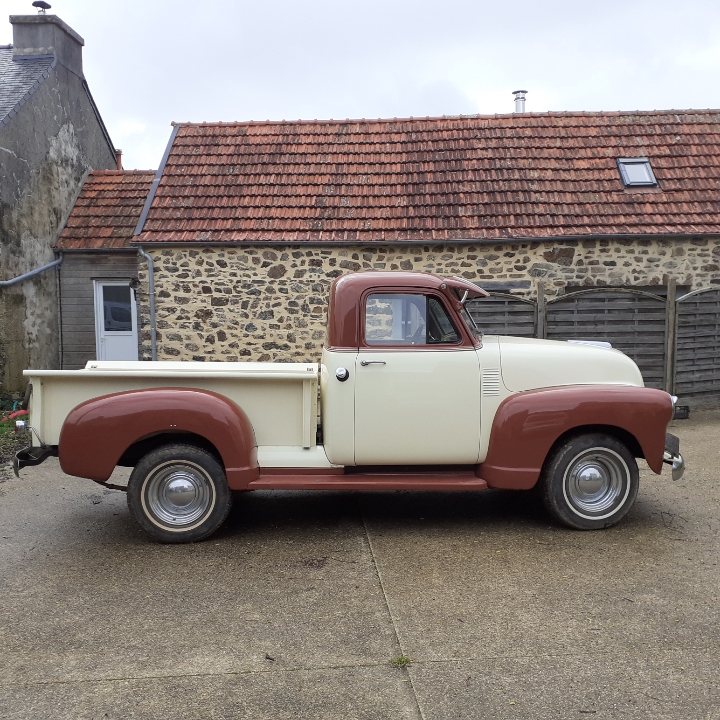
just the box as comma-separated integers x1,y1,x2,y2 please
467,285,720,404
466,293,536,338
674,288,720,400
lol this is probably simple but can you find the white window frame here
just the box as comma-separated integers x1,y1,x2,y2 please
616,157,658,187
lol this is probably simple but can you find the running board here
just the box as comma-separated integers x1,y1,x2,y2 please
247,472,488,491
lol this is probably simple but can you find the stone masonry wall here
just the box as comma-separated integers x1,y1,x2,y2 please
137,238,720,362
0,62,116,392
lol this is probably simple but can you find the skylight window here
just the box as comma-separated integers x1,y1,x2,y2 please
617,158,658,187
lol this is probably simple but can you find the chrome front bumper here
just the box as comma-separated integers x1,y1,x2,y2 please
663,433,685,481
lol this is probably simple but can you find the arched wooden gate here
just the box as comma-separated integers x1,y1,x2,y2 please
545,289,668,389
674,288,720,400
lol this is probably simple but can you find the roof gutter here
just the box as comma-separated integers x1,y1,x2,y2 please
129,232,720,249
136,248,157,361
0,254,63,287
133,124,180,237
55,247,139,254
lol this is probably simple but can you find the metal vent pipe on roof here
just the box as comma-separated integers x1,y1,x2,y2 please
512,90,528,113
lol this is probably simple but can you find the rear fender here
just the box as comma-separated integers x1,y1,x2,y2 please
477,385,673,490
59,387,258,489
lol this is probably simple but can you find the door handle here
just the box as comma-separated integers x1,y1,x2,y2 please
360,360,386,366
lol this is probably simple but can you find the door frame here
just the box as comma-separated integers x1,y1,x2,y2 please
93,279,139,361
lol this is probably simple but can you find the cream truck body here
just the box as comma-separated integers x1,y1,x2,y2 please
24,336,642,467
15,271,682,542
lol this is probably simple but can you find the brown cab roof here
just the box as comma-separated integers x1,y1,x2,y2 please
134,110,720,244
327,271,488,349
57,170,156,250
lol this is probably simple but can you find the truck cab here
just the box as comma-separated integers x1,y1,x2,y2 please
321,272,490,467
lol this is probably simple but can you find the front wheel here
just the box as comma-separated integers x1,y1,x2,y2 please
127,444,232,543
540,434,639,530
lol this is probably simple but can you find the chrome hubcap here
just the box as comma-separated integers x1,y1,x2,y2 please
564,449,629,519
143,461,215,529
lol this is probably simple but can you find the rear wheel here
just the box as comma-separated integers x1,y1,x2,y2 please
540,433,639,530
127,444,232,543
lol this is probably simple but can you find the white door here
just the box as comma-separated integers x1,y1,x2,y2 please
354,292,482,465
94,281,139,361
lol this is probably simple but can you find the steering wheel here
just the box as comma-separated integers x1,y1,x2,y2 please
408,323,426,344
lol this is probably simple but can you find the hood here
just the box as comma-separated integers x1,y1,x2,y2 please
497,335,644,392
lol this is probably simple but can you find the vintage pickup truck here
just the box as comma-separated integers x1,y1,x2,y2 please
15,271,684,542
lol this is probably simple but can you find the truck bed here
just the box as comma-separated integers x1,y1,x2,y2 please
25,361,319,451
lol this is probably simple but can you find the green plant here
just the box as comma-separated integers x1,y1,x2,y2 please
0,410,27,436
390,655,413,667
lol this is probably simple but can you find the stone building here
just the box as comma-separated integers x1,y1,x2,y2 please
128,112,720,363
0,12,117,392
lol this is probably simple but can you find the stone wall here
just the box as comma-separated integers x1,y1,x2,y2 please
0,61,116,392
137,237,720,362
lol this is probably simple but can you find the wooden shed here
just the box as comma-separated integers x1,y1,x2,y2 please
55,170,155,368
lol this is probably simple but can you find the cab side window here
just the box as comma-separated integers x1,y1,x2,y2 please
427,297,460,343
365,293,460,345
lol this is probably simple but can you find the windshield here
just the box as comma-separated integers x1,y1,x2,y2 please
459,305,483,343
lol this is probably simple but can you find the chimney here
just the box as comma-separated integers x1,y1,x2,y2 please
115,149,123,171
512,90,528,113
10,13,85,77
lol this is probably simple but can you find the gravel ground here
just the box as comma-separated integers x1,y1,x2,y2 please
0,412,717,719
0,433,25,468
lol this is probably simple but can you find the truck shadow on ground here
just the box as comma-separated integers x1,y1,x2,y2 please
218,487,665,540
40,478,676,548
222,489,544,532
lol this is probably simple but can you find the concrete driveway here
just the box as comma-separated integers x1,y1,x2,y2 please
0,413,718,720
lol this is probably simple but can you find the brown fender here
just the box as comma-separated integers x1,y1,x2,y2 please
58,388,259,489
477,385,673,490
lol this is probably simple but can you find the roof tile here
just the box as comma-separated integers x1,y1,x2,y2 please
56,170,156,250
135,111,720,243
0,47,55,125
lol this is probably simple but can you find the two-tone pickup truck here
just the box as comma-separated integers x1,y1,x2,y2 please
14,271,685,542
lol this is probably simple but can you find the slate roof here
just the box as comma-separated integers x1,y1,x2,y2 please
135,110,720,244
56,171,156,250
0,46,55,127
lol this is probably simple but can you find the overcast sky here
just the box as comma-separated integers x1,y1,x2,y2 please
3,0,720,170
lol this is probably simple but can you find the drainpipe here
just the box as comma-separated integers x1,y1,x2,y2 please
0,254,63,287
136,248,157,361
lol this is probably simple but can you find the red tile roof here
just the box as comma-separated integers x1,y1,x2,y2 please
56,170,156,250
135,111,720,244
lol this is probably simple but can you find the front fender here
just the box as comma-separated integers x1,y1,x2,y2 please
59,387,258,489
478,385,673,490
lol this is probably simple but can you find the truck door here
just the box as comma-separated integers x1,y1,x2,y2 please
354,291,481,465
